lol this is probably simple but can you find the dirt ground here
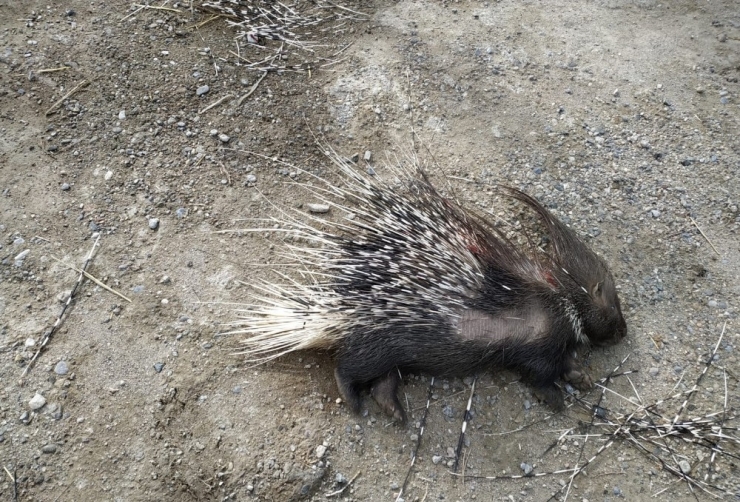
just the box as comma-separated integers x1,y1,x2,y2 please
1,0,739,500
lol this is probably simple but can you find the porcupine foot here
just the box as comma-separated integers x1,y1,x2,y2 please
535,384,565,412
563,356,594,391
370,370,407,423
334,367,362,414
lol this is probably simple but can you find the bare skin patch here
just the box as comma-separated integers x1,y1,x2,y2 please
456,303,551,343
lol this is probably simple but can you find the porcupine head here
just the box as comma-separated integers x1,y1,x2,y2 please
513,190,628,347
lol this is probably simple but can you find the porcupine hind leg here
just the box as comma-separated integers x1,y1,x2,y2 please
334,367,362,415
370,369,407,423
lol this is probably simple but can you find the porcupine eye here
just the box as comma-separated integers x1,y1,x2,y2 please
583,278,627,346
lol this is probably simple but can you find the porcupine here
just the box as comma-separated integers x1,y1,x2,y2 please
233,148,627,422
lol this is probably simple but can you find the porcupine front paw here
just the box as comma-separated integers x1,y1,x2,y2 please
370,370,407,423
534,384,565,412
563,364,593,391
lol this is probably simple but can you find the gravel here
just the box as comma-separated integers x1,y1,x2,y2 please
29,393,46,410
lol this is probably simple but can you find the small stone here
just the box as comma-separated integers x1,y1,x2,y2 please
15,249,30,261
61,183,71,191
650,209,661,218
196,85,210,96
245,174,257,184
432,455,443,464
410,434,419,441
54,361,69,375
153,362,165,373
176,208,188,218
41,444,57,454
29,393,46,410
148,218,159,230
718,33,727,42
118,110,125,120
649,367,659,377
307,203,330,214
218,133,230,143
335,473,347,485
363,150,372,161
520,462,533,475
112,127,122,134
315,444,327,458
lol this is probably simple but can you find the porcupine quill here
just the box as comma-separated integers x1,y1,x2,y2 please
228,146,627,420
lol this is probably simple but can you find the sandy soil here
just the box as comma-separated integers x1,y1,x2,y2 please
1,1,739,501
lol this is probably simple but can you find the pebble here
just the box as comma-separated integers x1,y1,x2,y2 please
335,473,347,485
29,393,46,410
61,183,71,191
307,203,330,214
118,110,125,120
432,455,443,464
520,462,533,475
649,367,659,377
15,249,30,261
315,444,327,458
218,133,230,143
650,209,661,218
153,362,165,373
176,207,188,218
112,127,122,134
148,218,159,230
196,85,210,96
364,150,372,161
245,174,257,184
41,444,57,454
54,360,69,375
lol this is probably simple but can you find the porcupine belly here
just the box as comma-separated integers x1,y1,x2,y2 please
332,264,586,420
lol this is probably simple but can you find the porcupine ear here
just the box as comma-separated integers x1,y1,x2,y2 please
504,188,611,294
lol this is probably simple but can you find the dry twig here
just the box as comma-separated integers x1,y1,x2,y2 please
45,80,90,116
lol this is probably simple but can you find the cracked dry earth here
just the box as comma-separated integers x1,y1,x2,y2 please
1,0,739,501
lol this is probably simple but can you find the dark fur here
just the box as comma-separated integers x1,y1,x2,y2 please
331,182,627,421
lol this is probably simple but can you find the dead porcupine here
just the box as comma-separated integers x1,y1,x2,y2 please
232,150,627,421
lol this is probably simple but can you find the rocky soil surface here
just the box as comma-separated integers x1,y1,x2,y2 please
1,0,739,501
